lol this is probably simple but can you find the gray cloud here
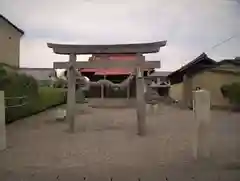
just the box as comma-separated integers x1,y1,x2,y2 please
0,0,239,70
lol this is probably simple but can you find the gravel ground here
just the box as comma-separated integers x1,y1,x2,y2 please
0,103,239,181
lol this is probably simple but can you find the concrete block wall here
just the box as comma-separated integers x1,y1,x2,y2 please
0,91,6,150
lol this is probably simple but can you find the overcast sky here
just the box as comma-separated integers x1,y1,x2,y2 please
0,0,240,71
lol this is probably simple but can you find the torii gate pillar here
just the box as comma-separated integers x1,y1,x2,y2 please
67,54,77,132
136,66,146,135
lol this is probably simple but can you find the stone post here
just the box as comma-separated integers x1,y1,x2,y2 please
0,91,6,151
193,90,211,159
67,54,77,133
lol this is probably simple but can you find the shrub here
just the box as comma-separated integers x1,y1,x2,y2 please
38,80,52,87
0,66,8,90
221,82,240,105
0,66,39,109
53,78,67,88
0,71,39,98
5,87,66,123
0,64,66,123
221,84,230,98
36,87,66,110
0,66,7,76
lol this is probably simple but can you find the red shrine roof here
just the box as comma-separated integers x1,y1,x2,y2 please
80,55,143,75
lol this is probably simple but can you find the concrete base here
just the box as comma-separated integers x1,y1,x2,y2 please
55,108,66,121
0,91,6,151
146,104,159,114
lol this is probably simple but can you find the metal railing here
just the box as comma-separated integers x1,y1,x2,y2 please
4,95,28,109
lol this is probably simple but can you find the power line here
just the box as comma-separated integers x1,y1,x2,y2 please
207,33,239,52
182,33,239,63
177,0,240,66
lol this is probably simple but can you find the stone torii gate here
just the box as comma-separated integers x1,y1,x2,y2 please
48,41,166,135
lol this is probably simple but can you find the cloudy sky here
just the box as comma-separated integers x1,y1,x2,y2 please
0,0,240,71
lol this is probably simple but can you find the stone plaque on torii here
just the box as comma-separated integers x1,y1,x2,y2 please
48,41,167,136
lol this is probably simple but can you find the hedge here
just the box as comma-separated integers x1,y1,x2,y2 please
0,65,39,98
221,83,240,104
38,80,52,87
0,65,67,123
5,87,66,123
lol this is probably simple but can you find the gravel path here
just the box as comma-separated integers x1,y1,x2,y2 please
0,103,239,180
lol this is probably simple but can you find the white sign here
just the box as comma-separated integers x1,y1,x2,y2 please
144,84,147,93
136,67,142,78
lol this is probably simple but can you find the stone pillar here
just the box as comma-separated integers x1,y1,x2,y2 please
67,54,77,133
0,91,6,151
136,66,146,136
193,90,211,159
